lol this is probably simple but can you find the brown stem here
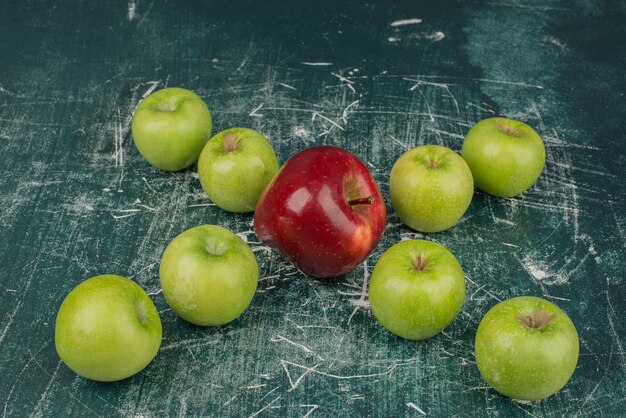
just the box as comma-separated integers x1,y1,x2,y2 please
427,158,439,168
348,195,374,206
413,255,429,271
497,120,522,137
223,133,238,153
519,309,552,329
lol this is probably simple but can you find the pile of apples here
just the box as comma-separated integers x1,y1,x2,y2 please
55,87,579,402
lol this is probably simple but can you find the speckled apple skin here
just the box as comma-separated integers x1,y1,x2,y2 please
475,296,579,400
55,275,162,382
369,240,466,340
197,127,278,213
159,225,258,326
390,144,474,233
462,117,545,197
132,87,212,171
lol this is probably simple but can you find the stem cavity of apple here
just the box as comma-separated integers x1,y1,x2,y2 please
412,254,429,271
427,158,440,168
205,239,226,256
497,120,522,137
158,101,178,112
223,133,238,153
348,195,375,207
519,309,553,330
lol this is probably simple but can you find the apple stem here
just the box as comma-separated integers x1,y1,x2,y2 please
223,133,238,153
412,255,429,271
427,158,439,168
519,310,552,329
497,120,522,137
348,196,374,206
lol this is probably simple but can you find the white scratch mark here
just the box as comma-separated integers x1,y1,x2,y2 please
312,112,345,131
465,275,502,302
136,0,155,28
390,18,423,27
301,404,319,418
341,100,360,124
142,81,160,98
280,360,401,391
127,1,138,21
542,294,570,302
511,400,540,418
31,360,63,417
281,361,321,391
236,57,248,72
0,252,41,345
279,82,297,90
249,104,264,117
406,402,427,415
478,1,566,11
131,263,157,279
222,395,237,407
0,84,14,96
188,202,216,208
259,385,281,402
112,213,138,220
468,102,496,114
177,397,187,418
427,128,464,140
404,77,458,112
301,62,333,66
477,78,543,89
389,135,410,150
347,261,370,324
271,335,324,361
331,72,356,93
141,177,157,193
248,396,281,418
545,36,567,51
425,31,445,41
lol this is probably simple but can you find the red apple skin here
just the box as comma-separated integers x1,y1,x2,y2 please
254,146,386,278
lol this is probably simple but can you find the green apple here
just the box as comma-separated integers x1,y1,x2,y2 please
55,275,162,382
390,144,474,233
462,117,545,197
159,225,259,326
368,240,466,340
197,128,279,213
474,296,579,400
131,87,212,171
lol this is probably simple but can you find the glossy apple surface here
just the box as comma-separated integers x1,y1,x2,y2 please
390,144,474,233
254,146,386,278
55,275,162,382
462,117,545,197
198,128,279,213
475,296,579,400
368,240,465,340
160,225,258,326
132,87,212,171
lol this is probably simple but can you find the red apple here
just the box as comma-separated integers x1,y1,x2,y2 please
254,146,386,278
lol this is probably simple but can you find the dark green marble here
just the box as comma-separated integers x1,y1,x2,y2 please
0,0,624,416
